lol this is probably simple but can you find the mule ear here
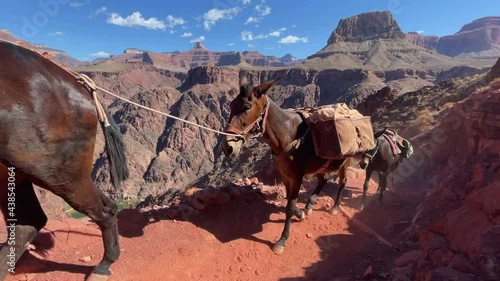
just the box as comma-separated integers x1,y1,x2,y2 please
254,77,281,98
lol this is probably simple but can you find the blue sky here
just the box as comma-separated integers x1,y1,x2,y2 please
0,0,498,61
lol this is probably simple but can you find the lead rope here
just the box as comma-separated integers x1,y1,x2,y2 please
8,41,241,137
71,72,241,137
75,73,110,127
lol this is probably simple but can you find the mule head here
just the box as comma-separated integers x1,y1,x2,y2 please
360,155,371,169
221,76,280,157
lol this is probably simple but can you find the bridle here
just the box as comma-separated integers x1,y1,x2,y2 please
225,96,270,142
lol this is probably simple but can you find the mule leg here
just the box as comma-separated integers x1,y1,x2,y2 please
272,178,302,255
0,178,47,280
375,172,383,195
378,173,388,203
360,168,373,211
330,166,347,216
50,179,119,281
304,174,327,216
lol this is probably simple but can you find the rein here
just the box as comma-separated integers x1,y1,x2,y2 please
224,96,270,142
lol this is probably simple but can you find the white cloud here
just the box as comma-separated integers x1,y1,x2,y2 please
190,36,205,43
181,32,193,37
107,12,166,30
269,31,280,37
278,35,308,44
245,0,271,24
166,15,186,29
90,6,108,18
255,0,271,16
416,30,425,34
292,24,296,28
242,30,286,41
254,34,268,40
69,1,89,8
50,31,64,36
248,44,255,48
202,7,241,30
228,42,235,46
90,51,111,58
241,31,254,41
268,28,286,37
245,16,259,24
242,0,251,4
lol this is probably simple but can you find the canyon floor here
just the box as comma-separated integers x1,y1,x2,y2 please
2,169,425,281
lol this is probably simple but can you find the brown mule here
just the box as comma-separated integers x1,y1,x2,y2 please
221,77,364,254
0,41,129,280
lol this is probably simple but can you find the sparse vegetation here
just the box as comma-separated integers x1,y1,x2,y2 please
413,108,436,132
65,199,137,219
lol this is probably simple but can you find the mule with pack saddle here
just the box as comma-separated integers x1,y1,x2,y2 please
359,127,414,210
221,77,377,254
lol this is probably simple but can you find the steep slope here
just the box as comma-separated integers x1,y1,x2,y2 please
305,11,471,71
399,79,500,280
405,32,439,51
356,57,500,136
85,43,294,71
0,29,84,67
438,17,500,60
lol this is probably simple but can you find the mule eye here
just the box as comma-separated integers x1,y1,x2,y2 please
244,104,252,110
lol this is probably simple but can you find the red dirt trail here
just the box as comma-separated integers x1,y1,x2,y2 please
2,170,424,281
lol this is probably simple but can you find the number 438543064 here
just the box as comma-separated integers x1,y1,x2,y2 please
7,167,15,193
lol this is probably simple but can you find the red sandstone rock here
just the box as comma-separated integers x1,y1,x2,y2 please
394,250,427,267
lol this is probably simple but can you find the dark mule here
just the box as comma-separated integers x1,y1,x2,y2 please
0,41,129,281
359,130,404,210
221,78,362,254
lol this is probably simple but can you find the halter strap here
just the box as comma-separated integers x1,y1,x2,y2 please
225,96,270,142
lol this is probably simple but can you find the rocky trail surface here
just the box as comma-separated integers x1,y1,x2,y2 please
1,169,424,281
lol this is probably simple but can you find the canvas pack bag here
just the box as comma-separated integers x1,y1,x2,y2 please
308,103,376,159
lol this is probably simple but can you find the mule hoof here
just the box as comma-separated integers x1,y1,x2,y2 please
272,244,285,255
329,208,339,216
305,208,313,216
86,273,111,281
296,210,306,221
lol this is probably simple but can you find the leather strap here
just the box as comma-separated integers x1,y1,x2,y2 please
275,127,310,161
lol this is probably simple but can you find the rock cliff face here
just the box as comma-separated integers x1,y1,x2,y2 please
90,43,292,70
306,11,475,71
242,51,285,67
280,54,303,65
327,11,406,44
399,79,500,280
356,86,399,117
405,32,439,51
0,29,84,67
437,17,500,59
488,57,500,80
87,60,491,205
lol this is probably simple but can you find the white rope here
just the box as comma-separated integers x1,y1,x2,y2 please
94,85,242,137
9,42,241,138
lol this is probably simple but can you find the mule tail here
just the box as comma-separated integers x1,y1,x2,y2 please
74,73,129,189
99,109,129,189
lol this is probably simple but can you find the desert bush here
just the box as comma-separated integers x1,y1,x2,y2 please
414,108,436,132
